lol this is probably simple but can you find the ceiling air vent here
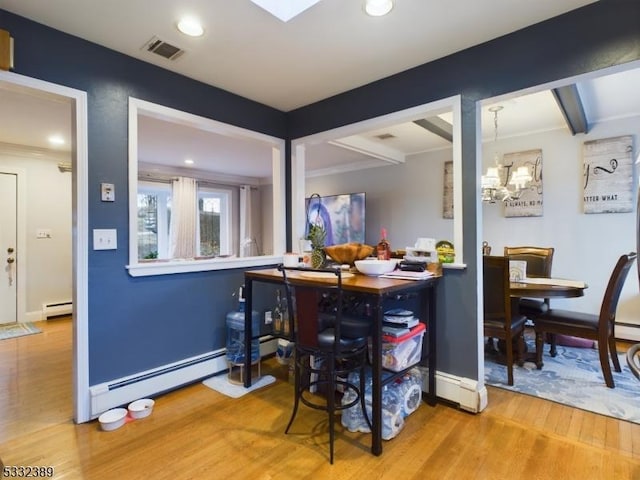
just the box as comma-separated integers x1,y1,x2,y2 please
142,36,185,61
374,133,396,140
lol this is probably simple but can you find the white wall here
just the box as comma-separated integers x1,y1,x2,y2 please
0,145,72,320
306,147,455,251
307,114,640,339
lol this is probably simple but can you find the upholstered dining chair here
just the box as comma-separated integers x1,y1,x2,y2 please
504,246,555,319
278,265,371,464
483,255,527,385
534,252,637,388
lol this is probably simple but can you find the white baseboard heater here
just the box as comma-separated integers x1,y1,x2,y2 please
89,337,277,419
42,300,72,319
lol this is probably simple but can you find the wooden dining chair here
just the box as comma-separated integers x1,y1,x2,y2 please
278,265,371,464
533,252,637,388
504,246,555,318
483,256,527,385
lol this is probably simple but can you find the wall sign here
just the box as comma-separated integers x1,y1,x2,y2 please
504,149,543,218
443,160,453,219
583,135,633,214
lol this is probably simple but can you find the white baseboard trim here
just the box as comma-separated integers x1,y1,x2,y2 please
88,336,278,419
418,367,487,413
25,311,43,323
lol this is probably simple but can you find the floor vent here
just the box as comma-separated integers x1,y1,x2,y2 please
142,36,185,61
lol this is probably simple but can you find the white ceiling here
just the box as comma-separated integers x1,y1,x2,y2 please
1,0,639,178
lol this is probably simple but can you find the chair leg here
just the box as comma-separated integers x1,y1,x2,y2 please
597,338,615,388
328,356,336,465
285,352,303,434
535,331,544,370
608,333,622,372
505,335,514,386
359,365,371,431
516,332,525,367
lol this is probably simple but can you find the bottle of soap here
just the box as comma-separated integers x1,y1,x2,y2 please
377,228,391,260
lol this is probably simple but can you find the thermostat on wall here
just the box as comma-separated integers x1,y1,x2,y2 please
101,183,115,202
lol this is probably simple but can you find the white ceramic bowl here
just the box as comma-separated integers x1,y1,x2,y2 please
98,407,128,431
128,398,155,419
354,259,397,276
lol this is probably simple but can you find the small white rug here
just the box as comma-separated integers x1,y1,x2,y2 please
202,374,276,398
0,322,41,341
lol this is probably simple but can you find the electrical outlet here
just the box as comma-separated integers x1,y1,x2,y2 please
93,229,117,250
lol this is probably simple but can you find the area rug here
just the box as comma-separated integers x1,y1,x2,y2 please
485,339,640,424
203,374,276,399
0,322,41,341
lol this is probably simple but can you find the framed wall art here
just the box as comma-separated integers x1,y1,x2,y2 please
583,135,634,214
503,149,543,218
443,160,453,219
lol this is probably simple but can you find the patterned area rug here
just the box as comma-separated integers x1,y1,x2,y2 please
485,337,640,424
0,322,41,341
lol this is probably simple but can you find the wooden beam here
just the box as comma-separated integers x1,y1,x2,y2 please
413,117,453,142
552,84,589,135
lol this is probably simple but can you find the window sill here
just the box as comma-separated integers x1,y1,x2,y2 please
127,255,281,277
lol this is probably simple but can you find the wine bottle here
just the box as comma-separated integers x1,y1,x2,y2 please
377,228,391,260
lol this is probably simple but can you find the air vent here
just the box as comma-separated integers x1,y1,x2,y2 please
142,36,185,60
374,133,396,140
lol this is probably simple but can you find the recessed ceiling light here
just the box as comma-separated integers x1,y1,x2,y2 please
364,0,393,16
184,159,194,165
177,17,204,37
48,135,65,145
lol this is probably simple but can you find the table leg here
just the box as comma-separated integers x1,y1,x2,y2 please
425,285,437,406
371,296,383,456
244,278,253,389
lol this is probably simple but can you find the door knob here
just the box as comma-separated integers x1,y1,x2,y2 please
7,247,14,253
7,257,15,264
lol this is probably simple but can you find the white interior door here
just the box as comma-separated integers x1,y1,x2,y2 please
0,172,17,324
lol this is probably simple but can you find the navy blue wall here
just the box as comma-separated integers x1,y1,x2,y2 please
0,10,286,384
287,1,640,380
1,1,639,386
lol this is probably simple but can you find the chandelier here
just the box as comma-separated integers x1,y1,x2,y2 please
481,106,532,203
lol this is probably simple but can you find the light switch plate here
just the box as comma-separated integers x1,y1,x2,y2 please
93,229,117,250
101,183,115,202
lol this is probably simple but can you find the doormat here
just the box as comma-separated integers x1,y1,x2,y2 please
0,322,41,341
202,374,276,399
485,339,640,424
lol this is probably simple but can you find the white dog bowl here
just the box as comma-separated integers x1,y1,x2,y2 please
98,408,128,431
354,259,397,276
128,398,155,419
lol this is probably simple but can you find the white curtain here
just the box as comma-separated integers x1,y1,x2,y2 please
169,176,198,259
240,185,253,257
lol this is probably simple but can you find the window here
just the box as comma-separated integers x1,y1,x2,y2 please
127,97,286,276
136,181,232,260
198,187,231,257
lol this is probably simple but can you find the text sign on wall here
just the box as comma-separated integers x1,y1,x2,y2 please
583,135,633,214
504,149,543,218
443,160,453,219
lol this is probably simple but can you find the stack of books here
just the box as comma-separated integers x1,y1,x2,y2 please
382,308,420,337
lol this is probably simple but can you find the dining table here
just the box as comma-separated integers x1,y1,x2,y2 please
243,266,441,456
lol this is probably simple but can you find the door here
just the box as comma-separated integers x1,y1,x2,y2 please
0,171,17,324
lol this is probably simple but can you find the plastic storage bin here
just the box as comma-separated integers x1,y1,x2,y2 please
372,323,426,372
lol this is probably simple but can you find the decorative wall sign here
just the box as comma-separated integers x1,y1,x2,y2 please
443,160,453,219
503,149,543,218
583,135,633,214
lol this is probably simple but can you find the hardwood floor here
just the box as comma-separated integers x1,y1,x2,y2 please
1,317,640,479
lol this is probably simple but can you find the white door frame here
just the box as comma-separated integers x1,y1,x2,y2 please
0,70,90,423
0,168,26,325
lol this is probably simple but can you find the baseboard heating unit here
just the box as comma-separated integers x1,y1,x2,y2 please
89,337,277,419
42,300,72,319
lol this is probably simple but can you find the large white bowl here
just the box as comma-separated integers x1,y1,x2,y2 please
128,398,155,419
354,259,397,276
98,407,128,431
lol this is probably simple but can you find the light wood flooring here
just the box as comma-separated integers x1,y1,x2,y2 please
1,317,640,479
